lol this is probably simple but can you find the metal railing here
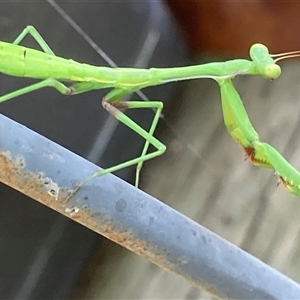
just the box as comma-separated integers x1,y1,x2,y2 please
0,113,299,299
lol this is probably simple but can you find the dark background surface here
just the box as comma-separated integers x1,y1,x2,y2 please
0,2,186,299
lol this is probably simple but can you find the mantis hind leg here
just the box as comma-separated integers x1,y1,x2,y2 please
0,79,109,104
0,79,72,104
13,25,55,55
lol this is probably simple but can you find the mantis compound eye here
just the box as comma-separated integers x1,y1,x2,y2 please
264,64,281,79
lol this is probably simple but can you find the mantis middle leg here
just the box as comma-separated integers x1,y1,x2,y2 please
68,87,166,196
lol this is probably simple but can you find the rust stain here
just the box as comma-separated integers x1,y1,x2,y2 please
64,204,176,272
0,149,73,213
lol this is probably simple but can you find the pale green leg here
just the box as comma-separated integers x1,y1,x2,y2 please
13,25,55,55
70,88,166,195
97,100,164,186
0,79,73,103
134,101,163,186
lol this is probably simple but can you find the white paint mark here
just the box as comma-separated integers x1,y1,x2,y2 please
65,206,79,216
43,177,60,200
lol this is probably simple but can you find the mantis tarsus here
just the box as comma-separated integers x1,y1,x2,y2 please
2,25,300,198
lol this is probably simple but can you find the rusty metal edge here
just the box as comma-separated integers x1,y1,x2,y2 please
0,112,299,299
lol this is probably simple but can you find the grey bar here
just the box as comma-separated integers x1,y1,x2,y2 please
0,113,299,299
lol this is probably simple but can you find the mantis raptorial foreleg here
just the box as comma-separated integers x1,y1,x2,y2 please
217,78,300,196
217,78,272,168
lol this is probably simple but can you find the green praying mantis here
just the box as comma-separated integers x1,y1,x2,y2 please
1,25,300,198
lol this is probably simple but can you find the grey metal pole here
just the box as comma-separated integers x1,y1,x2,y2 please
0,113,299,299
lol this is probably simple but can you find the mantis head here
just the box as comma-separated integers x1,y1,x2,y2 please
250,43,300,80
